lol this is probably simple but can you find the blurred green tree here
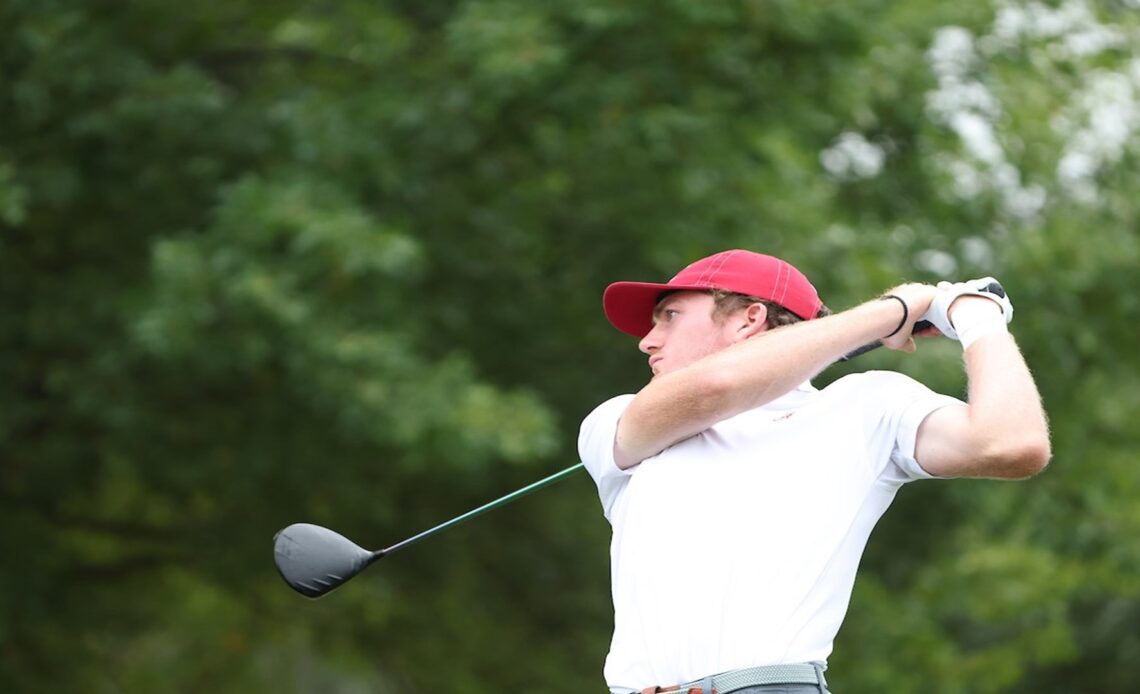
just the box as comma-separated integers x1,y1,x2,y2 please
1,0,1137,692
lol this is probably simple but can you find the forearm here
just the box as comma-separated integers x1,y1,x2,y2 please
614,297,907,467
915,317,1051,479
685,298,904,410
961,332,1051,473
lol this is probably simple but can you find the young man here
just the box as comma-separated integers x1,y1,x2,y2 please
578,249,1050,694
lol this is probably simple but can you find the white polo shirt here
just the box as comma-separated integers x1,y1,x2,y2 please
578,370,963,691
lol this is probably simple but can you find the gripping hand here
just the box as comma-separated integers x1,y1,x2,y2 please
922,277,1013,346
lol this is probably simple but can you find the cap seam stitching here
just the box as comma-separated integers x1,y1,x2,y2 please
773,260,787,305
697,250,733,287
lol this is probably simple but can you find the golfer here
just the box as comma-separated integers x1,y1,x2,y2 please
579,249,1050,693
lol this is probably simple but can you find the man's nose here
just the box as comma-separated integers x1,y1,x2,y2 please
639,325,662,355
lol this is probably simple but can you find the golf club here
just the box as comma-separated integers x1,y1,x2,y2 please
840,319,933,361
274,462,584,598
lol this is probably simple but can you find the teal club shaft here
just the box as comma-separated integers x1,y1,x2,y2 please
374,462,585,560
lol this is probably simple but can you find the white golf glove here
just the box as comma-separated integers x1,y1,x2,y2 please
922,277,1013,349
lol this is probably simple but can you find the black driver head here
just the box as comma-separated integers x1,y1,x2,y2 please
273,523,377,598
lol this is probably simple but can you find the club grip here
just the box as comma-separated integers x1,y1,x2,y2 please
839,319,933,362
981,281,1005,298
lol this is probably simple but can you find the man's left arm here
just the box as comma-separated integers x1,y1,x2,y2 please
914,295,1052,479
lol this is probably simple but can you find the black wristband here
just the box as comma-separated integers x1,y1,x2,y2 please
880,294,908,338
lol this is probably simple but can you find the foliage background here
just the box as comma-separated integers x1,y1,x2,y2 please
2,0,1138,691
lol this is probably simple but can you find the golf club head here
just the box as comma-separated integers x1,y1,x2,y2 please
273,523,378,598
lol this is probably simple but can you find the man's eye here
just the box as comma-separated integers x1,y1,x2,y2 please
664,310,679,320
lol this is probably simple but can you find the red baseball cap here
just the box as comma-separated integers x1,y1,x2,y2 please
603,249,824,337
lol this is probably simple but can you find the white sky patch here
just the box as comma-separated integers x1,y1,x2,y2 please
924,2,1139,214
990,0,1126,58
820,131,886,180
928,26,977,77
944,157,986,198
950,111,1005,165
960,236,996,268
1057,68,1139,202
1004,184,1049,218
915,249,959,277
925,26,1046,219
823,0,1136,224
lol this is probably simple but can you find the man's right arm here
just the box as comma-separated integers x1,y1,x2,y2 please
912,294,1051,478
614,286,936,468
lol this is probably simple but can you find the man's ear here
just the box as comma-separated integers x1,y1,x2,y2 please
735,302,769,341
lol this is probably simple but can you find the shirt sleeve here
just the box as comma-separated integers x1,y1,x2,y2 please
867,371,966,482
578,394,637,521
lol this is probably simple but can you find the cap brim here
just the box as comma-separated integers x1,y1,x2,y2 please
604,281,713,338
